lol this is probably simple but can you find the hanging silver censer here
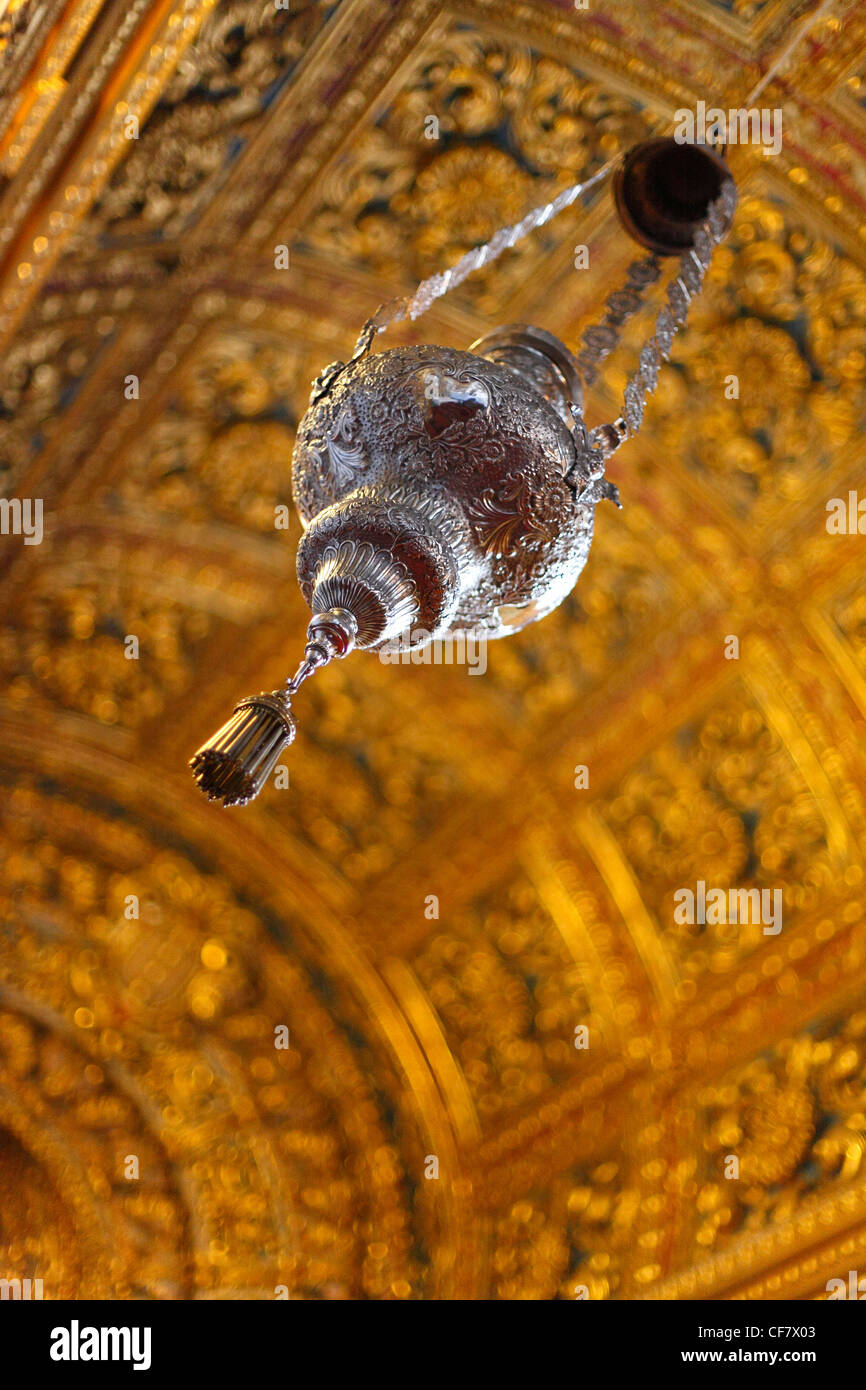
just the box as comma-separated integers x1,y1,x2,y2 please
191,138,736,806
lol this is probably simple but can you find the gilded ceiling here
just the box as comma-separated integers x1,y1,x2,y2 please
1,0,866,1300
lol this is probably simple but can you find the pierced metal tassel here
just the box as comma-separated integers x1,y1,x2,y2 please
190,692,295,807
189,607,359,807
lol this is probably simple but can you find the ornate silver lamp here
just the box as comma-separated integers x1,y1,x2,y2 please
191,137,737,806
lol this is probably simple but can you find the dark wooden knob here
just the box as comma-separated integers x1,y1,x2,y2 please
613,137,732,256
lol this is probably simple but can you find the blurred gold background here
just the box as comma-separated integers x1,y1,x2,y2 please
1,0,866,1300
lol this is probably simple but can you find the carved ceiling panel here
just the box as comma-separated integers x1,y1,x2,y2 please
1,0,866,1301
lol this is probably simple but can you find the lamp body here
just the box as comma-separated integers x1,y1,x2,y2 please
292,329,603,650
191,141,737,806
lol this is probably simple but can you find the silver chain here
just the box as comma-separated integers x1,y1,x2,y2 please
312,156,620,401
312,156,738,461
575,253,663,386
368,156,618,334
590,177,737,456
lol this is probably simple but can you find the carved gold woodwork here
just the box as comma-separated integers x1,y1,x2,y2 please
2,0,866,1300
